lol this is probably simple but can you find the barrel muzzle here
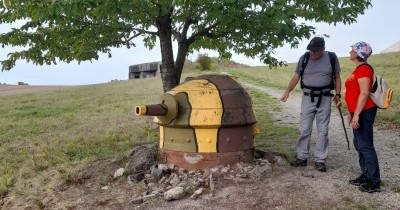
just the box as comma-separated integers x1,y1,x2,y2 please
135,93,178,124
135,105,147,116
135,104,167,116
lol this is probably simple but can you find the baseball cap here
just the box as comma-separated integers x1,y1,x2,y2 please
351,41,372,61
307,37,325,51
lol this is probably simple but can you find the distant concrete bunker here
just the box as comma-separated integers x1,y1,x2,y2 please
129,61,161,79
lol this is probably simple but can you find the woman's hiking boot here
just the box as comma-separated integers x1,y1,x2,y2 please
314,162,327,172
359,181,381,193
349,174,368,186
291,158,307,167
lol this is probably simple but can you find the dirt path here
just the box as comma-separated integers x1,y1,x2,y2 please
145,84,400,210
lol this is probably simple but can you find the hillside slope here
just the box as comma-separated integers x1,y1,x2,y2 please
381,40,400,53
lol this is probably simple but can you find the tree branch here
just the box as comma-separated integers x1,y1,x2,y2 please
181,17,194,39
124,32,144,43
187,22,221,44
132,28,158,36
172,29,181,41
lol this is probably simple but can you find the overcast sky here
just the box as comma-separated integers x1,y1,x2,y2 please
1,0,399,86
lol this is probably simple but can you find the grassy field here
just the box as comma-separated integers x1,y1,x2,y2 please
0,69,299,202
0,51,398,206
0,79,164,197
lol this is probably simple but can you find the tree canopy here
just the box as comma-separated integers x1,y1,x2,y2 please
0,0,371,91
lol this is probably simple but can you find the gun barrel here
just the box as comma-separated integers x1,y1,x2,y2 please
135,104,167,116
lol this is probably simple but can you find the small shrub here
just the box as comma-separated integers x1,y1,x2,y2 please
33,198,46,209
196,54,212,70
17,81,28,85
393,186,400,193
0,174,14,198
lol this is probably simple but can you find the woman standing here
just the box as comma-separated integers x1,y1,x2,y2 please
344,41,380,193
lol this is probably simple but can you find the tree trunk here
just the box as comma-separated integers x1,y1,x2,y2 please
157,16,178,92
174,41,189,84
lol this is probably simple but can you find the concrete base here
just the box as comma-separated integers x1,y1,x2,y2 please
158,148,254,170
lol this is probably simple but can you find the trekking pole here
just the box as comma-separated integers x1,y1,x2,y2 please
337,105,350,150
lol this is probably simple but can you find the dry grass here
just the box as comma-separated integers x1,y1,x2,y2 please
0,78,162,197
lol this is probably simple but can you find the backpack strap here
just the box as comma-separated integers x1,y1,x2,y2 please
327,51,337,90
358,63,374,72
327,51,336,73
299,52,310,89
357,63,375,91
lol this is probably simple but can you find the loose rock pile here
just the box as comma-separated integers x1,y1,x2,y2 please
118,144,287,205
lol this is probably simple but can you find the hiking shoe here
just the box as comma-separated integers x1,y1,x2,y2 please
359,182,381,193
314,162,327,172
349,174,368,186
291,158,307,167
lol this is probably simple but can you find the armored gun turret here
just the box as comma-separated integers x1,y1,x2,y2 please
135,74,256,169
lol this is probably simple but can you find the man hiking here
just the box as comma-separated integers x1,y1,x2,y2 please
280,36,342,172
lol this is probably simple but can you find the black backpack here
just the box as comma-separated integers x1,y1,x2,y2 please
299,51,337,91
